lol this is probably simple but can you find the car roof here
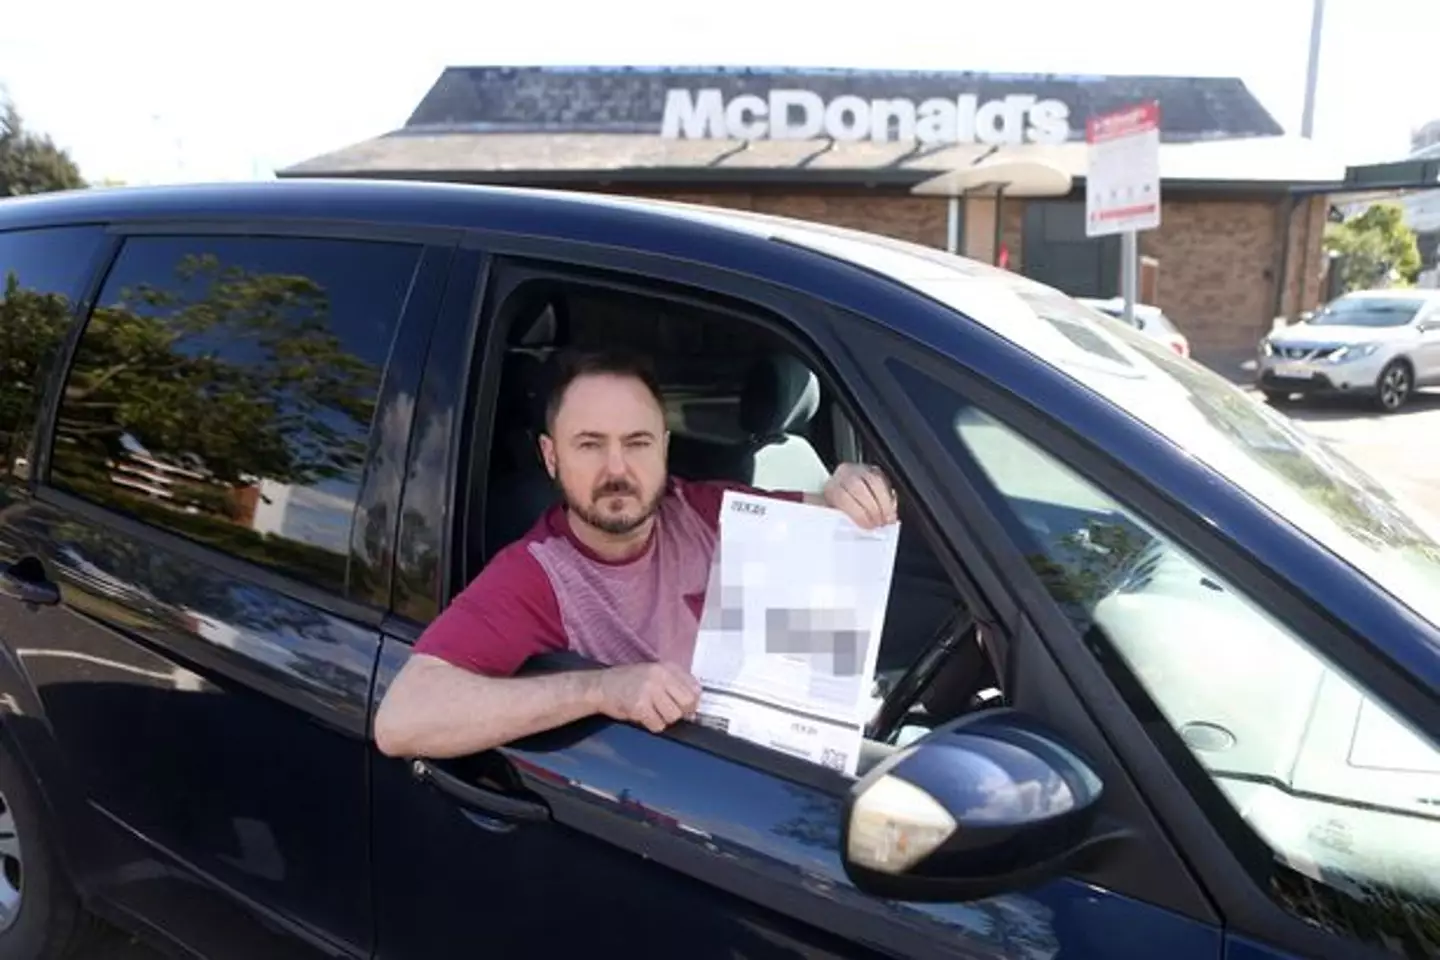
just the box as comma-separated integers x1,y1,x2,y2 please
0,177,1048,343
1334,288,1440,302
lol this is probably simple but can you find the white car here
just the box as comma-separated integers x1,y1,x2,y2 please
1076,296,1191,358
1258,288,1440,412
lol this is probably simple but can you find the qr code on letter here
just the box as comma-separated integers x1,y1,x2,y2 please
819,748,847,771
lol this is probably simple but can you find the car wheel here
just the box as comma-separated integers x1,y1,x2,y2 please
1375,360,1413,413
0,738,103,959
1262,390,1292,405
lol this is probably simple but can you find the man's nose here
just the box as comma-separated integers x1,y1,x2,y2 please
605,442,628,476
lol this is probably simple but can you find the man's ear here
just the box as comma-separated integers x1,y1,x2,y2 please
538,433,557,479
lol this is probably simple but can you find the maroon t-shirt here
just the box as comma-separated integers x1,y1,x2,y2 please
414,477,805,676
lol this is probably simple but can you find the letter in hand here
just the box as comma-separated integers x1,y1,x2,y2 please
822,462,899,529
595,661,702,734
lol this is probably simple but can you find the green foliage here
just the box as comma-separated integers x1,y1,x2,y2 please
0,98,86,196
1325,202,1422,292
2,249,381,593
0,270,74,473
51,253,380,491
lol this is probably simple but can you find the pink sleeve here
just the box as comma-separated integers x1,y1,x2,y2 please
412,545,567,677
680,478,807,533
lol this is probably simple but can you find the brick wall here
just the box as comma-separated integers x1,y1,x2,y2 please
1132,196,1330,358
1135,199,1286,355
581,184,1328,364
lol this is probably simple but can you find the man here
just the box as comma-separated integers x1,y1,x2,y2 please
373,347,898,760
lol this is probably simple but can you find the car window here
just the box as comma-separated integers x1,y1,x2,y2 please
1310,296,1426,328
0,225,108,486
892,359,1440,958
48,233,422,596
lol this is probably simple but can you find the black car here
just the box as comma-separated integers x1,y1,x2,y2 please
0,180,1437,960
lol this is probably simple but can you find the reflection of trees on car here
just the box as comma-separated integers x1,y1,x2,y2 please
1025,519,1151,627
1272,861,1439,959
0,270,74,479
54,254,378,487
771,784,841,851
43,254,382,591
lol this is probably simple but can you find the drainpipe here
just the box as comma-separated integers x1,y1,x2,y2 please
992,185,1006,266
1272,194,1302,323
1297,195,1316,313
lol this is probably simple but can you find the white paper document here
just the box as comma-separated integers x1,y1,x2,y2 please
691,491,901,776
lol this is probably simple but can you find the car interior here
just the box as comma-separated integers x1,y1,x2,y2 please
467,274,1001,774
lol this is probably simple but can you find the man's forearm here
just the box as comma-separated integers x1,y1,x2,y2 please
374,656,602,759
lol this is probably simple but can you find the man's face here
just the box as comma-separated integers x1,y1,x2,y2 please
541,372,669,537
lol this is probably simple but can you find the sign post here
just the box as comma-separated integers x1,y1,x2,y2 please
1086,102,1161,326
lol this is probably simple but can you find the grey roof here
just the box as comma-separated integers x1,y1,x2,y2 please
399,66,1284,142
281,65,1321,186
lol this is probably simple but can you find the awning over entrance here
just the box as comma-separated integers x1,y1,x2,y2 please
281,132,1345,192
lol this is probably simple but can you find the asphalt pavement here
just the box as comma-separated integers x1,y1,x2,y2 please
1268,387,1440,523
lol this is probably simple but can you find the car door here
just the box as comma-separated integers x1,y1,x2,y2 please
368,241,1225,960
860,310,1440,960
3,223,451,958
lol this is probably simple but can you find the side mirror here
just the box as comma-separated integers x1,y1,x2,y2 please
839,708,1119,903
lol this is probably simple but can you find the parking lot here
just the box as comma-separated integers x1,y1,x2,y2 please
1270,388,1440,523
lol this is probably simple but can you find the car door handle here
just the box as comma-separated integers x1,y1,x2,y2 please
409,759,550,822
0,562,60,606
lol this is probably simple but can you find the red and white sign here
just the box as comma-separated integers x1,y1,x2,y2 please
1085,101,1161,237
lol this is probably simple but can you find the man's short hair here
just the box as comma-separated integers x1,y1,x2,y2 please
542,347,666,434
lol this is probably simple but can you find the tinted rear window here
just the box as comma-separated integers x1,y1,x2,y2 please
0,225,108,486
48,233,421,595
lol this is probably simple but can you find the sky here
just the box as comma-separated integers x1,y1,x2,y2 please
2,0,1437,186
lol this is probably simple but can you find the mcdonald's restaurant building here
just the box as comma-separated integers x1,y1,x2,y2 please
281,66,1348,368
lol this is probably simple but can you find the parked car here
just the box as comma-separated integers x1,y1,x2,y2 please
1076,295,1191,357
1257,288,1440,411
0,181,1436,960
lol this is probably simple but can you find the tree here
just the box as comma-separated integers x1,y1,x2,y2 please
0,97,86,196
1325,202,1422,292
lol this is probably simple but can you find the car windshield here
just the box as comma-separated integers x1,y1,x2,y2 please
1308,296,1425,327
755,219,1440,632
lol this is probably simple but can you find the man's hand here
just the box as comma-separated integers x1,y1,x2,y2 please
822,462,899,529
591,661,702,733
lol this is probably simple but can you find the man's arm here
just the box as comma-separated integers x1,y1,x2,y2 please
373,654,701,758
373,654,605,758
371,547,701,758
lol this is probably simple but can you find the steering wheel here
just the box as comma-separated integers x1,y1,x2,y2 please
866,607,979,743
